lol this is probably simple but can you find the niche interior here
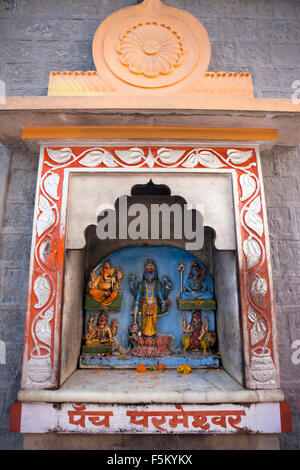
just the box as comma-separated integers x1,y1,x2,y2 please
76,181,242,382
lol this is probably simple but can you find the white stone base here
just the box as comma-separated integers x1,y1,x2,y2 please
18,368,284,404
13,369,291,435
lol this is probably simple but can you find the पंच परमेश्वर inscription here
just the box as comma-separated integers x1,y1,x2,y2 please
67,404,246,433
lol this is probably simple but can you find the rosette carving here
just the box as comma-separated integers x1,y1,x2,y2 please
117,22,185,77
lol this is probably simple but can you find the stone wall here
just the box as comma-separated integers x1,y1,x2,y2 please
1,0,300,97
0,142,39,449
0,0,300,450
260,146,300,450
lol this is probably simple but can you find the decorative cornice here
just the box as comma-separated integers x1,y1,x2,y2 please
21,126,278,142
48,71,114,95
48,71,254,98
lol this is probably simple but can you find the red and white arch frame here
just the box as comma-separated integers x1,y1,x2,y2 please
20,144,280,391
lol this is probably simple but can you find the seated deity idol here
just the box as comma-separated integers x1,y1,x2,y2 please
84,313,120,354
182,312,216,354
181,261,214,301
182,311,205,352
88,259,123,308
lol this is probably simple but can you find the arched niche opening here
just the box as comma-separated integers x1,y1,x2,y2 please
60,179,243,387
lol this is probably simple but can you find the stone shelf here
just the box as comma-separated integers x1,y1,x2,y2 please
18,368,284,404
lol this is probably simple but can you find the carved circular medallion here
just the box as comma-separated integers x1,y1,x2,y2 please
92,0,211,90
117,22,185,78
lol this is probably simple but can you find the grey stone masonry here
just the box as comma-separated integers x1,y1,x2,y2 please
0,144,10,227
0,0,299,97
0,142,39,450
260,146,300,450
0,0,300,450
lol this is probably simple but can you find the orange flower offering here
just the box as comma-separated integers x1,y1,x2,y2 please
136,364,147,373
177,364,192,375
157,363,165,372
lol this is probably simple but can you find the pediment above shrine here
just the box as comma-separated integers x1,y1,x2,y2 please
48,0,253,97
0,0,300,150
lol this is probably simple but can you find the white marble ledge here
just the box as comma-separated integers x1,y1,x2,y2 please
18,369,285,404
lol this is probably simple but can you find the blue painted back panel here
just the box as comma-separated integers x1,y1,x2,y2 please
84,246,216,355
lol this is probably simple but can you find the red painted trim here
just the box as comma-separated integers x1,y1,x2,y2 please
10,402,22,433
280,402,293,433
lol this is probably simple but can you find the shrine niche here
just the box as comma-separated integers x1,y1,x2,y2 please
80,246,219,369
79,180,220,369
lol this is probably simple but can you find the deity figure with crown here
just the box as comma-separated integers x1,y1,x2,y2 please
177,260,216,310
128,259,174,357
85,259,123,311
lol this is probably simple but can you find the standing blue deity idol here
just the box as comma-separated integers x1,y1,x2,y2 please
129,259,172,337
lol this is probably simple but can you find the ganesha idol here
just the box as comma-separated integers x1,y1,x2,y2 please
85,259,123,311
177,260,216,310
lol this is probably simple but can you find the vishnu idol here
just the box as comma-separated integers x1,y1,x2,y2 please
130,259,171,337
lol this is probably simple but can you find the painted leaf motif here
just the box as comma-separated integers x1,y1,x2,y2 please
248,306,258,324
197,151,225,168
243,237,261,270
227,149,253,165
156,148,185,164
39,195,51,212
250,319,268,346
35,318,51,346
245,211,264,237
240,174,256,201
244,196,263,236
47,148,73,163
39,239,51,265
182,152,199,168
39,237,57,270
79,150,117,167
44,173,60,200
251,275,268,300
115,148,145,164
248,196,261,213
37,196,55,236
34,275,51,309
102,151,118,167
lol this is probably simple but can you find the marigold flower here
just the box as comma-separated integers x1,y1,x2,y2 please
136,364,147,373
157,363,165,372
177,364,192,375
